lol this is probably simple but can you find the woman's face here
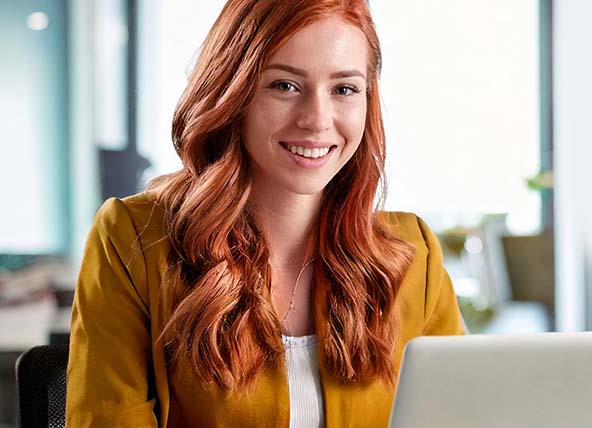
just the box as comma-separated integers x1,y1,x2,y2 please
242,17,369,197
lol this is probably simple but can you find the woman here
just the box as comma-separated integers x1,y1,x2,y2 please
66,0,465,427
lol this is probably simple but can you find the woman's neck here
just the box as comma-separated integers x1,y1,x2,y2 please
248,186,321,268
248,181,321,336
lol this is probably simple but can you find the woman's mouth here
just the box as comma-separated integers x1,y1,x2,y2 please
280,142,336,159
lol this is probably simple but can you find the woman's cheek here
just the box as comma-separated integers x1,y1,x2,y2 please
339,102,367,142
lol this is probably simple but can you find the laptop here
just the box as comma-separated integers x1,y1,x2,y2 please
389,332,592,428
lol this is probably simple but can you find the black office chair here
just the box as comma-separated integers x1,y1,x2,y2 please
15,344,69,428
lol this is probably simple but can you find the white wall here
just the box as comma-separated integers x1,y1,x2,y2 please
553,0,592,331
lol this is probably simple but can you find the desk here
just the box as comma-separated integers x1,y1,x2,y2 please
0,298,70,352
0,299,71,427
481,301,550,334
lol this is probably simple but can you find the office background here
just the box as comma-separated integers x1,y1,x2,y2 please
1,0,591,427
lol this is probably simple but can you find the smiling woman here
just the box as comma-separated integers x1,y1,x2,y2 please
66,1,465,427
243,17,368,197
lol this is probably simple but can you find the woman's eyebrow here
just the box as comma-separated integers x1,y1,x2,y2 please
265,63,366,80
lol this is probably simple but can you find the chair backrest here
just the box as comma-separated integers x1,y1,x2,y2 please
15,344,69,428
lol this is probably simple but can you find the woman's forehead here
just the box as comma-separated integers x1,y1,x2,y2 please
265,17,369,76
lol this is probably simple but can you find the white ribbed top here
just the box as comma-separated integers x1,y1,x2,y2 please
282,334,325,428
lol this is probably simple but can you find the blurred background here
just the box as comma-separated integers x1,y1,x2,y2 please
1,0,591,426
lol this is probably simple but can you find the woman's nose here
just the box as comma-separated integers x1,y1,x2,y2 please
295,91,333,132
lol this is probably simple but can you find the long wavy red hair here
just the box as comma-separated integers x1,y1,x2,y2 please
149,0,416,391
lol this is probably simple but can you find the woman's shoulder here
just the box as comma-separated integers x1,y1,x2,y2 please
94,191,166,235
377,211,439,252
90,191,169,262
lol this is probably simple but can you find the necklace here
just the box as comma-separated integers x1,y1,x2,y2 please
281,258,316,329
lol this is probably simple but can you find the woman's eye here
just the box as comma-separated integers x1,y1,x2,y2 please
271,81,298,92
335,85,360,96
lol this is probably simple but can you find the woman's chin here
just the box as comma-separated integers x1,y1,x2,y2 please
283,179,331,197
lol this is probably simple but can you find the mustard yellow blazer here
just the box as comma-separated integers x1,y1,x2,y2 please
66,192,465,428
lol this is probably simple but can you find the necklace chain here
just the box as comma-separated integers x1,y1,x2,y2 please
281,258,316,329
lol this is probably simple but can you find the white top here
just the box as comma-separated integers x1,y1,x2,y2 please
282,334,325,428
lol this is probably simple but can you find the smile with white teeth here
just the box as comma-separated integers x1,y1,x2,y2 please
285,144,331,159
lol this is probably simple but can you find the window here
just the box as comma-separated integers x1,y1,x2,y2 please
371,0,541,234
0,1,69,254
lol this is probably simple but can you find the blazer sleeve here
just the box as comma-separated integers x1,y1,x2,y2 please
417,217,466,336
66,198,158,428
